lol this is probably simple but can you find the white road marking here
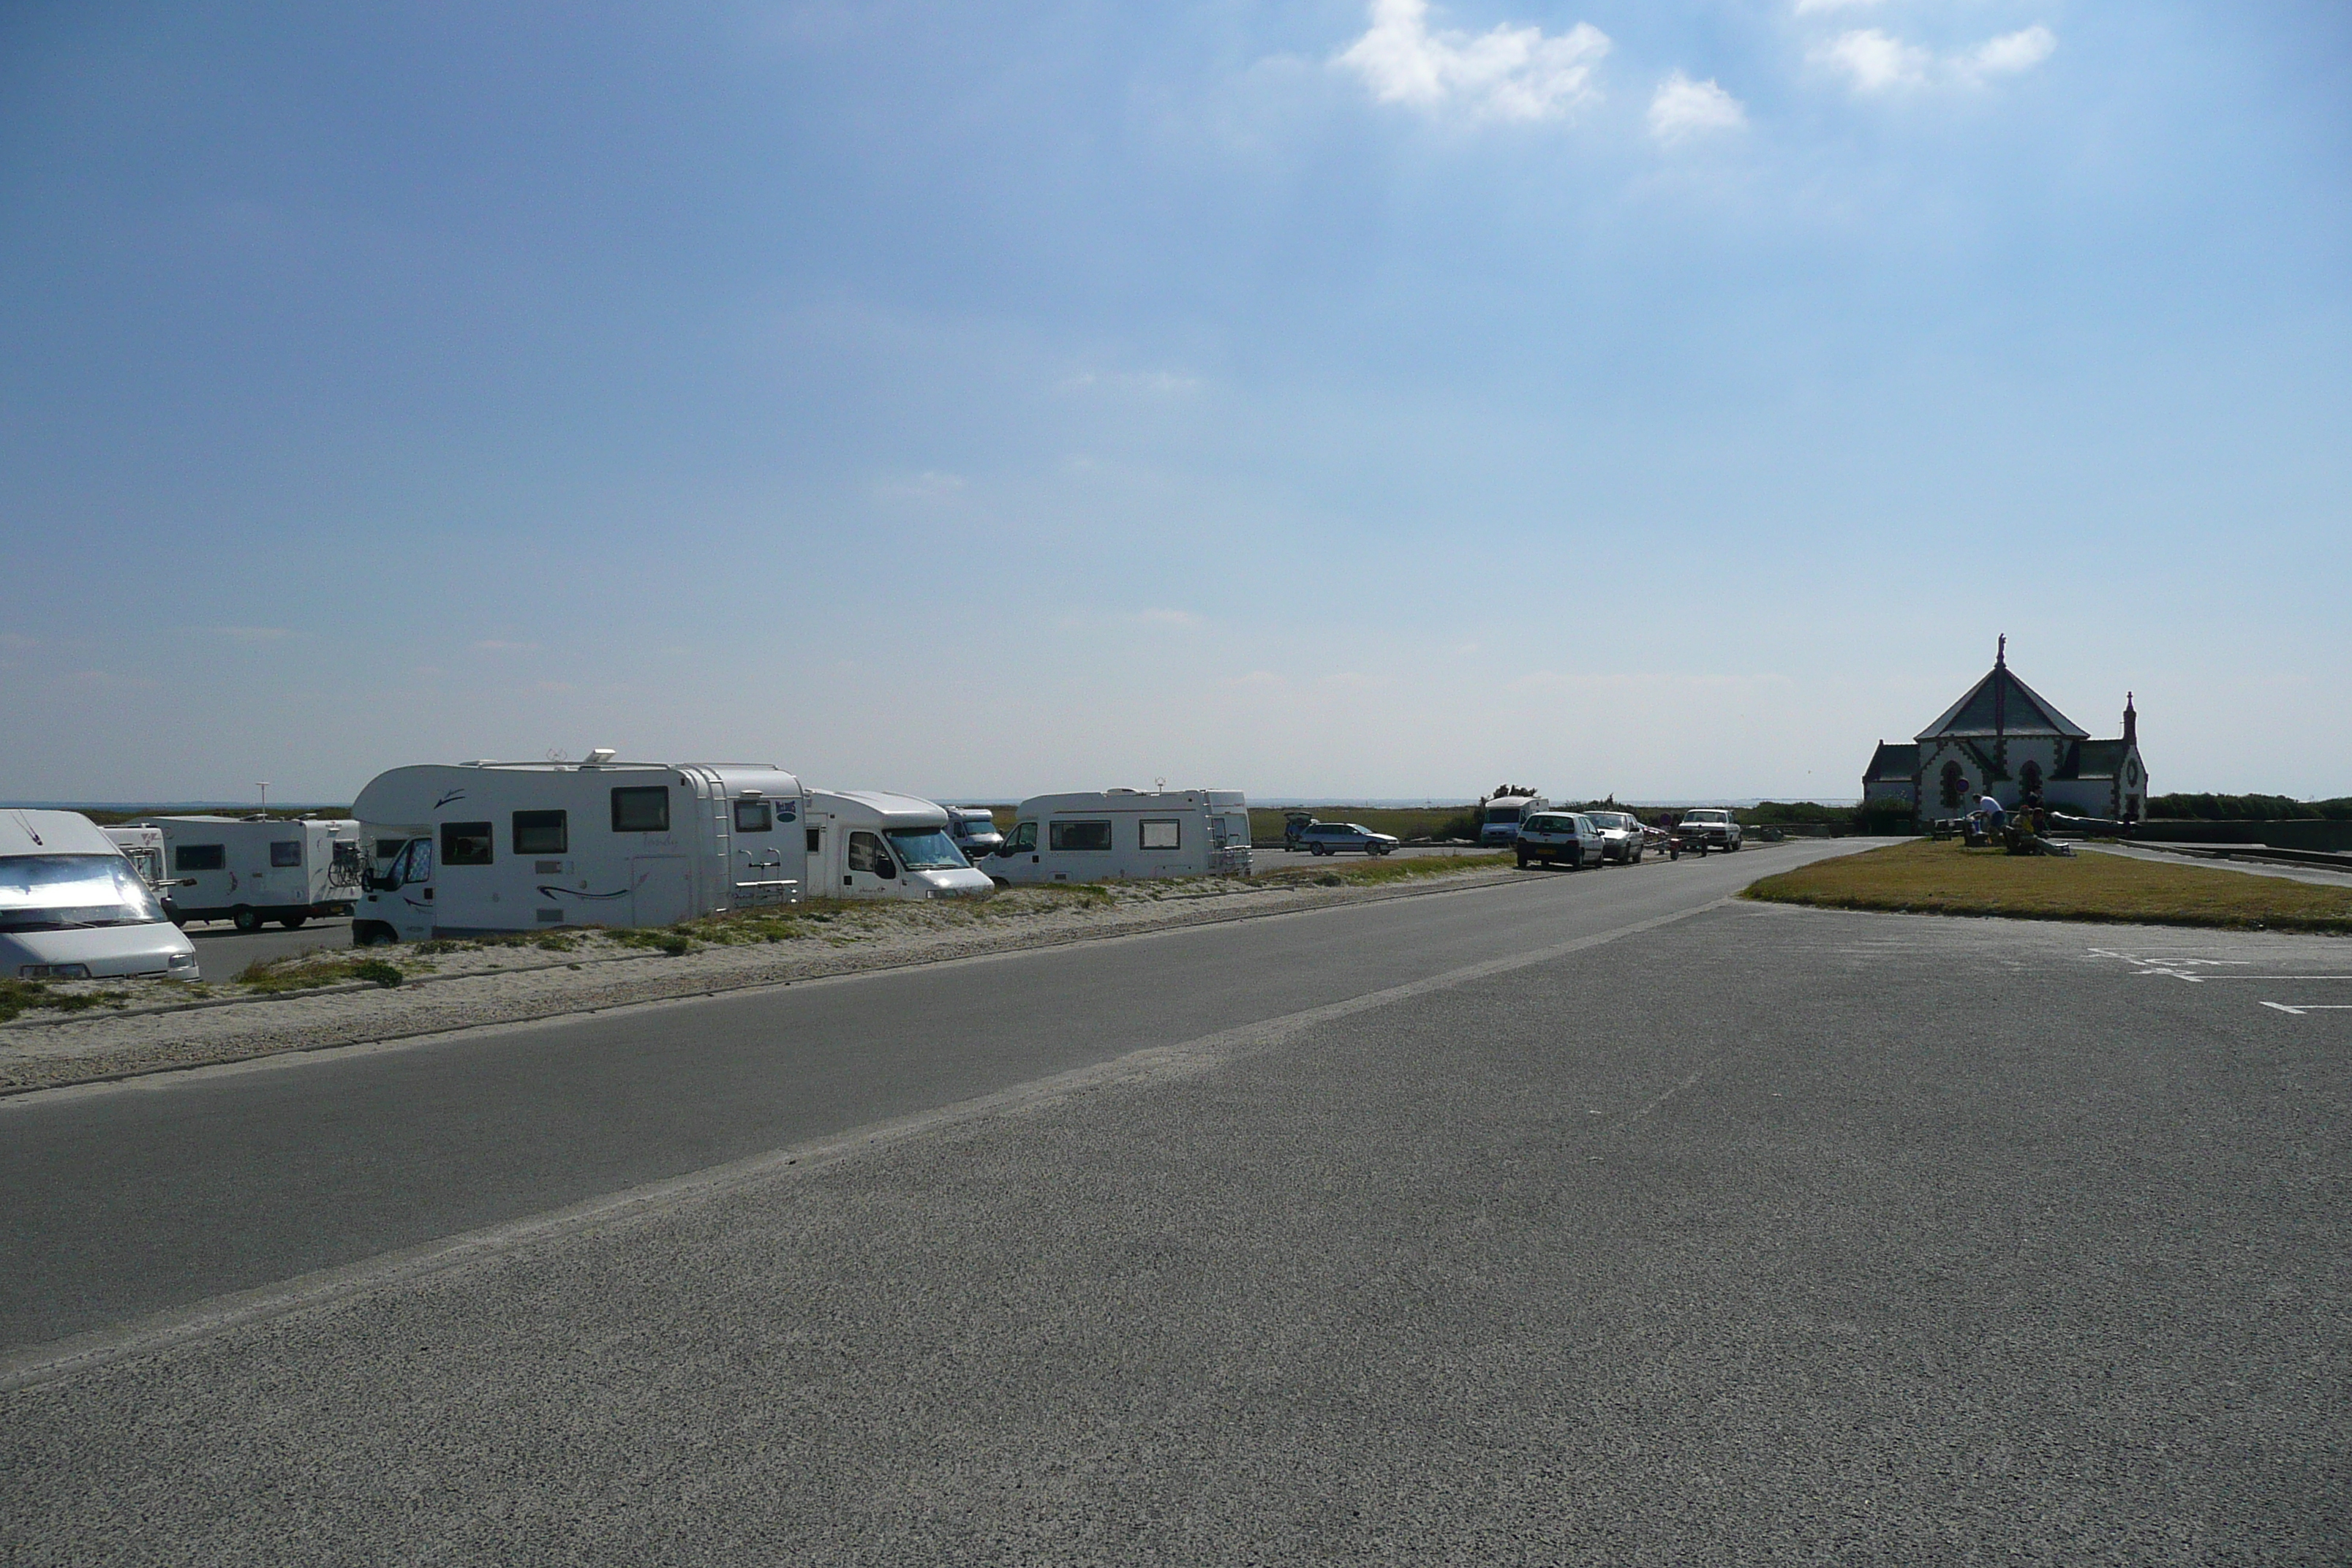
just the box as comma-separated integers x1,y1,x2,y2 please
2259,1003,2352,1016
2146,974,2352,984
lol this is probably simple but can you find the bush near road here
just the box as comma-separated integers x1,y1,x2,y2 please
1744,840,2352,934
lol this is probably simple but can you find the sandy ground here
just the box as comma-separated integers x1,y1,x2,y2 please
0,868,1520,1094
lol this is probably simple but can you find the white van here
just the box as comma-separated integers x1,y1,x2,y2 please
2,810,200,981
943,806,1005,862
349,755,809,943
804,791,994,900
142,816,363,931
1478,791,1550,846
980,789,1252,886
101,824,167,893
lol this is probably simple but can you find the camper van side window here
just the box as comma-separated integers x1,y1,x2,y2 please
513,811,568,855
271,840,303,867
733,799,772,833
1139,818,1181,850
611,787,670,833
442,822,494,866
1008,822,1036,853
1050,821,1112,852
175,845,226,872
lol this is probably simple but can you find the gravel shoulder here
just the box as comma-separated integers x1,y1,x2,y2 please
0,867,1523,1095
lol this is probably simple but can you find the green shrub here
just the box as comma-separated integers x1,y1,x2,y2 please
351,960,404,988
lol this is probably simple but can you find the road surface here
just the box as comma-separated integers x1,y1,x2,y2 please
5,841,2343,1562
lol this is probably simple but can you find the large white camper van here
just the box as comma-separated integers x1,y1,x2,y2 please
3,810,200,981
980,789,1252,886
349,755,808,943
803,791,994,900
1478,790,1550,846
143,815,363,930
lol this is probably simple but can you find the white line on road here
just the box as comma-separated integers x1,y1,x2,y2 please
0,894,1741,1395
2259,1003,2352,1016
2138,973,2352,984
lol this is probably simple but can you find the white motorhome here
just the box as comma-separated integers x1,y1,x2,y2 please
804,791,994,900
979,789,1252,886
3,810,200,981
101,824,167,893
1478,791,1550,846
349,755,810,943
144,815,363,930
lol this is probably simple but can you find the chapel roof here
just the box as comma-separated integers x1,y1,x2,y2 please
1915,644,2087,742
1863,742,1918,781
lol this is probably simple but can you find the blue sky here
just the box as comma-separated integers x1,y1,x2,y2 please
3,1,2345,804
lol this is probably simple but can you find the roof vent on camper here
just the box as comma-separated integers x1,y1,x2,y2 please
584,747,617,768
1106,787,1141,795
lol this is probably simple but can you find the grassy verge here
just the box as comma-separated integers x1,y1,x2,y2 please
1257,852,1513,889
1744,839,2352,934
0,978,133,1023
235,955,408,992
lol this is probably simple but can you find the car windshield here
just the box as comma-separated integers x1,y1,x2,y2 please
886,828,969,870
1591,813,1630,829
0,854,166,932
1685,810,1728,823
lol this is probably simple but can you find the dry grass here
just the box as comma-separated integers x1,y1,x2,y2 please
1744,840,2352,934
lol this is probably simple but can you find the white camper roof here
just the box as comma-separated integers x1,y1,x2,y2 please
810,790,951,829
1018,789,1245,815
353,761,804,823
1,809,118,859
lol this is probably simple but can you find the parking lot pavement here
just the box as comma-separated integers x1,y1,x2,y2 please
6,891,2342,1561
178,915,352,976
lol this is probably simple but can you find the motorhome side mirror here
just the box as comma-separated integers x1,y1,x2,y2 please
361,870,380,892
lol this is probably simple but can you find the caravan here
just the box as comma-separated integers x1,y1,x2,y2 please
980,789,1252,886
1477,788,1550,847
804,791,994,900
140,815,363,930
349,755,808,943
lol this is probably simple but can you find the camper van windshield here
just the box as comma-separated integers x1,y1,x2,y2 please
885,829,968,870
0,855,166,931
1485,805,1522,824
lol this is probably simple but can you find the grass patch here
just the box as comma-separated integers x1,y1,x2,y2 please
0,979,131,1022
611,927,696,956
1258,852,1513,889
1744,840,2352,934
236,954,412,992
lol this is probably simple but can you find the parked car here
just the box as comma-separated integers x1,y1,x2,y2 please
1295,822,1399,856
1584,810,1647,864
1675,807,1743,852
1515,812,1607,870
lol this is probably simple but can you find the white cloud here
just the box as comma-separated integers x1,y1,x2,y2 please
1792,0,1882,13
1336,0,1610,122
1964,25,2057,78
1812,29,1929,92
1648,72,1746,141
1812,23,2057,94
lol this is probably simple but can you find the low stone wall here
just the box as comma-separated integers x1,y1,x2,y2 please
2136,820,2352,853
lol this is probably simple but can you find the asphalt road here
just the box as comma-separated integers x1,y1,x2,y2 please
178,913,353,976
7,843,2346,1562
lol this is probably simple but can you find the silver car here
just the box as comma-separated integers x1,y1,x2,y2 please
1583,810,1648,864
1513,812,1607,870
1296,822,1400,856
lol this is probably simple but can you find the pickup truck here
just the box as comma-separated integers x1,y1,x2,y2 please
1674,808,1743,852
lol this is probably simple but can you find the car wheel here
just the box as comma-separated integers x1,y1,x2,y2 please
232,905,261,932
1312,843,1330,856
1515,852,1529,868
279,913,308,930
1726,839,1738,852
1668,845,1679,860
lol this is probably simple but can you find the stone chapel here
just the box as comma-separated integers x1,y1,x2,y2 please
1862,639,2147,825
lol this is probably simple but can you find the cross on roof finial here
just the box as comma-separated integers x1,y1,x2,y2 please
1997,633,2007,666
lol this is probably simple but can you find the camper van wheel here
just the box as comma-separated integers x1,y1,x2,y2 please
990,877,1010,892
231,906,262,933
279,914,308,930
352,921,394,947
